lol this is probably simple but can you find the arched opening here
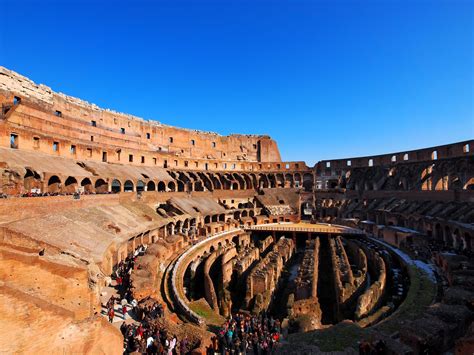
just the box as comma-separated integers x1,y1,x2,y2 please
136,180,145,193
294,173,302,188
64,176,78,194
204,216,211,224
23,169,41,192
249,210,255,217
94,178,108,193
80,178,93,193
147,181,156,191
158,181,166,192
234,211,241,220
241,210,248,218
232,182,239,190
47,175,62,193
284,173,294,188
194,181,204,191
168,181,176,192
434,176,448,191
276,174,285,188
124,180,134,192
258,174,269,189
219,214,225,222
176,220,183,234
177,180,185,192
212,215,218,223
111,179,121,193
303,173,313,192
167,223,175,236
464,177,474,190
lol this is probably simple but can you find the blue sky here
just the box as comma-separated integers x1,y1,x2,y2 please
1,0,472,165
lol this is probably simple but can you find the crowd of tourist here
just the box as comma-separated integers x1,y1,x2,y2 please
209,312,282,354
119,302,190,354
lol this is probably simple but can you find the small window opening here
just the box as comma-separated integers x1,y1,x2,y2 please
169,137,173,143
129,154,134,162
120,128,125,134
191,139,195,146
391,155,397,162
212,142,216,148
10,133,18,149
368,159,373,167
431,150,438,160
55,110,62,117
403,153,409,161
102,151,107,162
184,161,189,167
52,141,59,152
87,148,92,157
347,160,351,166
174,160,178,167
326,162,331,168
164,160,168,168
13,96,21,105
463,144,470,153
141,156,145,164
153,157,157,165
91,136,94,142
91,120,97,127
33,137,40,148
70,145,76,154
146,133,151,139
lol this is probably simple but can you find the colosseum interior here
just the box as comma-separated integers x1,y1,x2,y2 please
0,66,473,354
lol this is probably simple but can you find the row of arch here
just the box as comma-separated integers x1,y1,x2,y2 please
26,169,314,194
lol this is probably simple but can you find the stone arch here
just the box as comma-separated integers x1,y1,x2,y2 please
212,215,218,223
176,220,183,234
434,176,448,191
294,173,302,187
167,222,175,236
267,174,277,188
94,178,108,193
158,181,166,192
47,175,62,193
234,211,241,220
111,179,122,193
177,180,185,192
80,178,93,193
194,180,204,191
63,176,78,193
241,210,248,217
168,181,176,192
303,173,313,192
233,173,246,190
147,181,156,191
204,215,211,224
136,180,145,193
276,173,285,188
219,214,225,222
258,174,269,189
124,180,134,192
284,173,294,188
242,174,253,190
23,168,42,191
249,210,255,217
464,177,474,190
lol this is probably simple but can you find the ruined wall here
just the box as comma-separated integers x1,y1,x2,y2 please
354,248,387,320
0,66,285,165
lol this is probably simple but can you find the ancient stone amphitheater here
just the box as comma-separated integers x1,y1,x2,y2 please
0,66,472,354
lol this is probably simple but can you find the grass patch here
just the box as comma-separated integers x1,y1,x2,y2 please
375,265,436,335
287,322,365,351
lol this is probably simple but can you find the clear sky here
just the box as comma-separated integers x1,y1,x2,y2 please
1,0,472,165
